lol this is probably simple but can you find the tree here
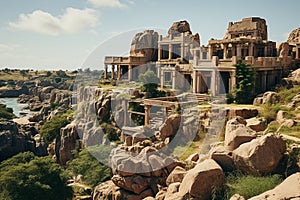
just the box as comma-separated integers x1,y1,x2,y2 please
39,112,71,143
65,146,111,187
0,152,72,200
138,70,165,98
233,59,256,104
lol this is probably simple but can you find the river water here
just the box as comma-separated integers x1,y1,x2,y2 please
0,97,35,118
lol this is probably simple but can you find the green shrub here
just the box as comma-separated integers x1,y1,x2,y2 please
225,172,282,199
101,122,119,141
0,103,15,120
40,113,71,143
65,146,111,187
0,152,72,200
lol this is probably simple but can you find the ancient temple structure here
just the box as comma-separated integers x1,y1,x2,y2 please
103,17,298,95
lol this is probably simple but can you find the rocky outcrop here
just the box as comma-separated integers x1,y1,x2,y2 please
158,114,181,140
288,27,300,45
0,121,36,161
253,91,280,105
168,20,200,47
246,117,267,132
249,172,300,200
284,68,300,85
174,159,225,199
54,123,82,165
130,30,159,62
0,85,28,98
209,146,235,171
227,108,258,120
232,133,286,175
225,117,257,151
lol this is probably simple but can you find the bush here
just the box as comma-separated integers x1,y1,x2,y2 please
0,152,72,200
65,146,111,187
0,104,15,120
101,122,119,141
40,112,71,142
225,172,282,199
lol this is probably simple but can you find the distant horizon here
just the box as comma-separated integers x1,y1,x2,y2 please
0,0,299,70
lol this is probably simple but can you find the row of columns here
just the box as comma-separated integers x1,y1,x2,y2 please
209,42,259,59
104,64,133,81
158,43,185,60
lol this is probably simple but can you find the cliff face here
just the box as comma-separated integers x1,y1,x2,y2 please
0,121,35,161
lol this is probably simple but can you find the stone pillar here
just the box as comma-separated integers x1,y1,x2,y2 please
296,45,300,59
223,44,228,59
211,70,216,96
232,45,236,57
158,44,161,60
144,105,151,126
249,43,254,56
104,65,108,79
160,70,164,88
117,65,121,80
128,65,132,81
111,65,115,79
169,44,172,60
193,70,197,93
262,71,267,91
197,72,201,93
181,33,184,59
172,71,176,89
208,45,213,59
264,46,268,57
229,71,236,93
236,44,242,57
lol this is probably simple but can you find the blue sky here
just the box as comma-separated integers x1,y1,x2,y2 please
0,0,299,70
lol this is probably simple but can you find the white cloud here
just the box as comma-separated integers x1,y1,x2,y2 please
9,8,99,36
87,0,126,8
0,44,20,53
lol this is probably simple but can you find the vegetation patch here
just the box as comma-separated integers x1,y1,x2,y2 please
40,110,72,143
224,172,282,199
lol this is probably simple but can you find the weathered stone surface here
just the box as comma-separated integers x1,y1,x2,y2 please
165,182,181,199
130,30,159,62
177,159,225,199
249,172,300,200
185,153,199,163
158,114,181,140
225,117,257,151
233,133,286,175
166,166,187,186
278,42,290,58
229,194,246,200
112,174,151,194
262,91,280,105
276,110,288,124
55,123,82,165
0,121,27,161
226,116,247,133
93,180,117,200
246,117,267,132
148,154,166,177
288,27,300,44
227,109,258,120
285,68,300,85
209,146,235,171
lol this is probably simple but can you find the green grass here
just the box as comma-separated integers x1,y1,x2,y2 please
224,172,283,199
276,85,300,104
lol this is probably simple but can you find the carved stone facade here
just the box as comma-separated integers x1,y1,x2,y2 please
104,18,298,95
